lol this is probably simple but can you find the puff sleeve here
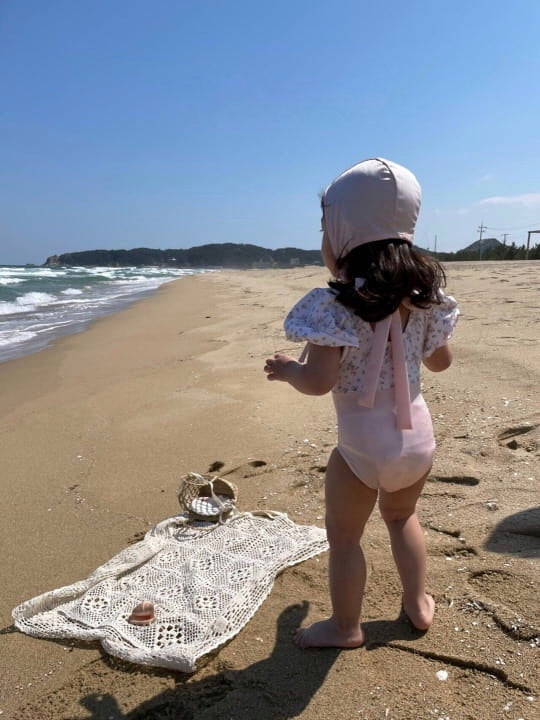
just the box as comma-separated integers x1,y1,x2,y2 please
284,288,360,347
423,292,460,358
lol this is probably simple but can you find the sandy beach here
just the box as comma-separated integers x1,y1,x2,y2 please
1,261,538,720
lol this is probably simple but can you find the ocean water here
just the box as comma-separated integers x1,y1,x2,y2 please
0,265,209,363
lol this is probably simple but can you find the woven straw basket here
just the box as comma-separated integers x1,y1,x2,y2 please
177,472,238,521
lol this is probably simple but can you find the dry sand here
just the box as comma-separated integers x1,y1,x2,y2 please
0,261,538,720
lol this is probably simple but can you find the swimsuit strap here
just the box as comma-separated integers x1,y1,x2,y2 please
357,308,412,430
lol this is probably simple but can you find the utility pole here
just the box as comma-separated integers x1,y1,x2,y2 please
434,235,437,255
477,222,487,259
527,230,540,260
502,233,508,245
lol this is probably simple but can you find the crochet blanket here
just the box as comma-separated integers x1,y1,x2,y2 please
13,512,328,672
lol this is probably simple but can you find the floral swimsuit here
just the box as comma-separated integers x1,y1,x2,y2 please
284,288,459,492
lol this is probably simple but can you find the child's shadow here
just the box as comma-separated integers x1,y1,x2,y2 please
80,602,339,720
363,609,430,648
80,604,422,720
128,601,339,720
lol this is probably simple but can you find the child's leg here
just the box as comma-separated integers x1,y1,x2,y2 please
378,474,435,630
296,448,378,648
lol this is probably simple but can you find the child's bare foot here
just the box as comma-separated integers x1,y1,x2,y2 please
295,617,365,649
403,593,435,630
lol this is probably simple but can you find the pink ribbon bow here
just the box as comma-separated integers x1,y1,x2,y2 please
357,308,412,430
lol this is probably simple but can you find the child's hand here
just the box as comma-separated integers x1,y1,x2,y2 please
264,345,340,395
264,354,298,382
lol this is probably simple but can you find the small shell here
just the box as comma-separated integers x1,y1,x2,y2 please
128,601,155,625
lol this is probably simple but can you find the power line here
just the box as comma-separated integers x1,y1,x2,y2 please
487,221,540,231
477,222,487,259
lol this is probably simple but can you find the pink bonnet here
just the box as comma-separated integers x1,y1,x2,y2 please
322,158,422,259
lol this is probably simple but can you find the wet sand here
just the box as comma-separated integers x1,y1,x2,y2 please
1,262,538,719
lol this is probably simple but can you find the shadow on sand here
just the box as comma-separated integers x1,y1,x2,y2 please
75,601,427,720
80,602,339,720
484,506,540,558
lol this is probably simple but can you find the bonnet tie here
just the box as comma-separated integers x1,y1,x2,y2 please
357,308,412,430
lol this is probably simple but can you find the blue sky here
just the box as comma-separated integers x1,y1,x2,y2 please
2,0,540,265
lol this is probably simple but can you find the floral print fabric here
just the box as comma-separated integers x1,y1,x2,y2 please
284,288,459,394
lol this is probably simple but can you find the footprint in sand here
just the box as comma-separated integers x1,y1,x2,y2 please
208,459,267,472
469,568,514,593
430,545,478,558
206,459,269,479
467,568,538,638
127,530,147,545
497,424,539,454
427,475,479,487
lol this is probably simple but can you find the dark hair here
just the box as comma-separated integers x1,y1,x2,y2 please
328,239,446,323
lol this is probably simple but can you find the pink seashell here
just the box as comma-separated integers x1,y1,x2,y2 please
128,601,155,625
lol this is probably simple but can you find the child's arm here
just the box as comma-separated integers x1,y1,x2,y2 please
423,343,452,372
264,343,341,395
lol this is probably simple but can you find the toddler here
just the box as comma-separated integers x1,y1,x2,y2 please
264,158,459,648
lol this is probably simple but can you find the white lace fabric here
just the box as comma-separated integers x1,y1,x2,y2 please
12,512,328,672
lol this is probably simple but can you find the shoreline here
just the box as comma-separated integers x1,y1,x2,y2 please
2,259,537,366
1,263,538,719
0,267,210,365
0,285,164,365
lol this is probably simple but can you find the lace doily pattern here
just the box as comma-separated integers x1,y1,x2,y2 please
13,512,328,672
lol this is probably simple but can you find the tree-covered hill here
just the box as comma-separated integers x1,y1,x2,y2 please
44,238,540,268
44,244,323,268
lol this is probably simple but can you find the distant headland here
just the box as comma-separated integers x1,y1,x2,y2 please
44,243,322,268
44,237,539,268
